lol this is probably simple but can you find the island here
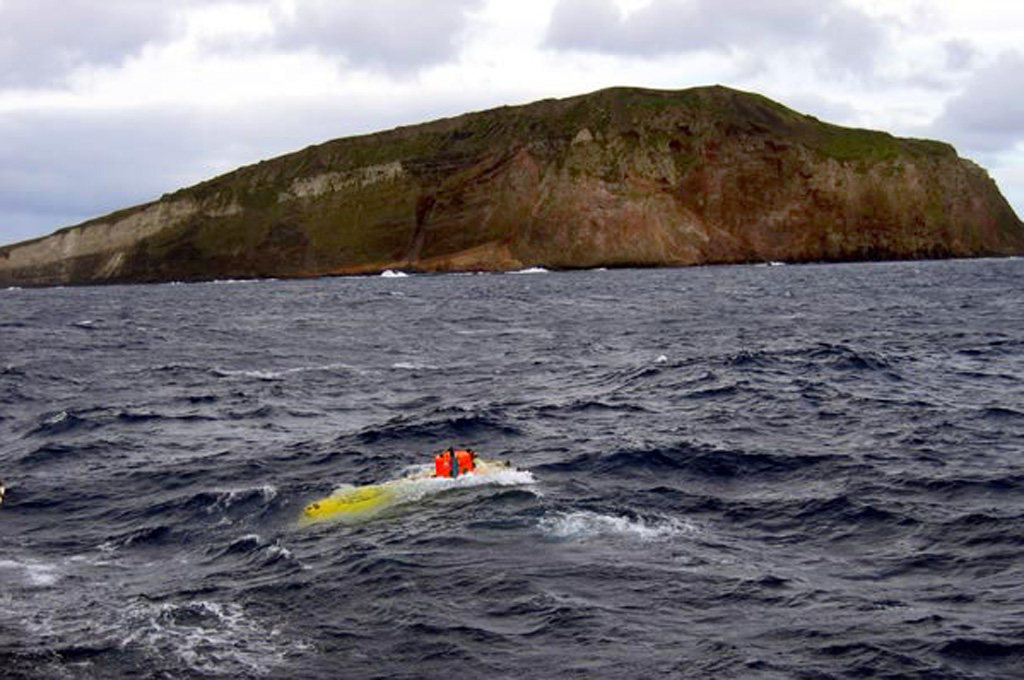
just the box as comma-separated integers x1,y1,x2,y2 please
2,85,1022,287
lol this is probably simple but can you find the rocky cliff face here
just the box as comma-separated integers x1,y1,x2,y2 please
2,86,1022,286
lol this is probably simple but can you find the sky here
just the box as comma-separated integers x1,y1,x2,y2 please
2,0,1023,246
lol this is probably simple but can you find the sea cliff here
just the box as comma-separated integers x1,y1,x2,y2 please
2,86,1022,286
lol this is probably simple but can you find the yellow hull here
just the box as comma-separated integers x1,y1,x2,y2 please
301,485,394,524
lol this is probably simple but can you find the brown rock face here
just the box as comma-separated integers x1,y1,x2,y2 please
2,86,1022,286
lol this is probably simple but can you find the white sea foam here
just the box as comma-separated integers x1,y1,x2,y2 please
509,266,549,275
219,485,278,507
45,410,70,425
226,533,297,564
391,361,439,371
119,599,306,677
380,269,409,278
538,511,694,542
0,557,61,586
204,486,279,523
265,544,293,560
213,363,353,380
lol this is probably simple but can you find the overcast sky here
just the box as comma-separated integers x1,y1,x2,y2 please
2,0,1023,246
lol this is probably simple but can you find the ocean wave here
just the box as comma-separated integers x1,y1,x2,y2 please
206,278,263,285
25,409,99,437
806,342,896,372
213,533,296,565
508,267,549,275
353,411,524,445
543,442,831,479
111,485,284,530
19,442,104,468
980,406,1024,420
938,637,1024,661
190,485,279,513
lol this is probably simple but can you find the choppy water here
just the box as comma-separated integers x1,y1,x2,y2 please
2,260,1023,679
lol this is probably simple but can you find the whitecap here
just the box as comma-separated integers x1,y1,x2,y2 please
213,363,353,381
509,266,549,275
265,544,293,560
46,410,70,425
118,599,307,676
391,361,440,371
0,557,61,586
380,269,409,278
538,510,694,542
208,485,279,514
212,367,283,381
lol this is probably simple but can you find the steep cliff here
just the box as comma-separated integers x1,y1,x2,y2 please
2,86,1023,286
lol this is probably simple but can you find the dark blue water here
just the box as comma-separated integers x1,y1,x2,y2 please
2,260,1024,679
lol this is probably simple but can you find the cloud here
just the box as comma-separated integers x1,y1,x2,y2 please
0,0,188,88
932,51,1024,153
544,0,891,75
943,39,978,71
272,0,485,72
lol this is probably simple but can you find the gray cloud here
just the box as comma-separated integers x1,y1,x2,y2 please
944,39,978,71
0,0,187,88
272,0,484,72
932,51,1024,153
545,0,890,75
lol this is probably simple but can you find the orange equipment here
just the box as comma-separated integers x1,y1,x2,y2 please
434,448,477,478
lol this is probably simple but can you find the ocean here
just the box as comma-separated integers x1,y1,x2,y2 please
1,260,1023,679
